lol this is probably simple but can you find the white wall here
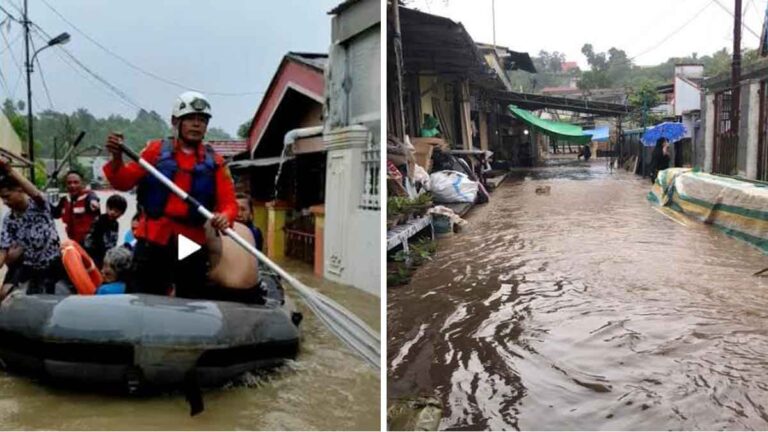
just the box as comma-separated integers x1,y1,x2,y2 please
674,76,701,116
746,82,760,180
704,94,715,173
323,127,380,296
322,0,380,296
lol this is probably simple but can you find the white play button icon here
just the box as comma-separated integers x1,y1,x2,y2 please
178,234,201,260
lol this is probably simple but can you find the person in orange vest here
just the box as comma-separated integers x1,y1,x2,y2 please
103,91,238,299
52,170,101,244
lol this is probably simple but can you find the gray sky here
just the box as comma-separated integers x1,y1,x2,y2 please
0,0,340,136
408,0,767,68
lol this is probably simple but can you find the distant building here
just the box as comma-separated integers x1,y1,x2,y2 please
207,140,247,161
561,61,579,73
654,64,704,120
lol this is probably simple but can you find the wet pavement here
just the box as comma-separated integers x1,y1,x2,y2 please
388,156,768,430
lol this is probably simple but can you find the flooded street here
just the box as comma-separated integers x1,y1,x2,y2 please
388,157,768,430
0,192,380,430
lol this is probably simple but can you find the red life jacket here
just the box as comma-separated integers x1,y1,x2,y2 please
61,191,100,244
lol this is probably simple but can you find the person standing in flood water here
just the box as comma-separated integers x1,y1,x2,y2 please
650,138,670,184
103,91,238,299
52,170,101,245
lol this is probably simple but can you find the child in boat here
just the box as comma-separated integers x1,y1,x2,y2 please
123,212,140,249
96,246,132,295
83,194,127,268
0,159,63,295
235,193,263,251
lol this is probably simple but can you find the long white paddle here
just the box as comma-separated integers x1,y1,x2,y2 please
118,143,380,370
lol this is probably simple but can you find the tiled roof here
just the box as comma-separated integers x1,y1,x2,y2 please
207,140,248,157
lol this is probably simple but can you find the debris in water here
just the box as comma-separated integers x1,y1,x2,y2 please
388,396,443,431
535,185,551,195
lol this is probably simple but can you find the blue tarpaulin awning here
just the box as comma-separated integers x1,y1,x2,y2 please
582,126,609,142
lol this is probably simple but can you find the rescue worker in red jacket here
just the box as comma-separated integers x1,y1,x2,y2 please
52,170,100,244
103,91,238,298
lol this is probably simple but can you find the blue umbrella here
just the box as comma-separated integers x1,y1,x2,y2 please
641,122,687,146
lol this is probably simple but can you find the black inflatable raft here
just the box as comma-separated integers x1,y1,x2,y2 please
0,275,301,395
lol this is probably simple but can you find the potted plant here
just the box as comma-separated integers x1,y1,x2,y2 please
403,193,433,218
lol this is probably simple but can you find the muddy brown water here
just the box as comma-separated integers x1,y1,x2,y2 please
0,191,380,430
388,157,768,430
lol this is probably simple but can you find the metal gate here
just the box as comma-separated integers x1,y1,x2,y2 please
284,215,315,265
713,89,738,175
759,81,768,181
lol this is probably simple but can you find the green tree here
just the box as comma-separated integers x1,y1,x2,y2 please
206,127,233,140
627,80,663,126
237,118,253,139
606,47,632,86
578,44,612,90
578,70,611,91
704,47,731,78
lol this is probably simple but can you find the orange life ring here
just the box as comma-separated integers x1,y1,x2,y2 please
60,239,103,295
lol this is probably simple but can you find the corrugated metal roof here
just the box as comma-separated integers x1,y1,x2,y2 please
399,7,504,90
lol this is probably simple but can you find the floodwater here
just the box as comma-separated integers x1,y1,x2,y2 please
388,156,768,430
0,191,380,430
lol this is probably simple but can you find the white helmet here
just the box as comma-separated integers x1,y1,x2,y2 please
172,91,212,119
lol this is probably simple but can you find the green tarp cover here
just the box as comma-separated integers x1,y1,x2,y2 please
508,105,592,144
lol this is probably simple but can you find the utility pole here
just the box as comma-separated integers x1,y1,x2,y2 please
731,0,742,144
491,0,496,49
390,1,409,179
52,136,58,186
23,0,34,181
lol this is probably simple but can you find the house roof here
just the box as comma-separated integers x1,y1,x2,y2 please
285,52,328,72
329,0,361,15
656,83,674,94
541,86,581,95
703,59,768,91
245,52,326,154
561,61,579,72
398,7,503,89
476,43,536,73
207,140,248,158
675,74,701,89
491,89,632,116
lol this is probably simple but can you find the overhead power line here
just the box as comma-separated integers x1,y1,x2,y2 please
47,42,139,112
39,0,265,97
1,26,26,101
6,0,145,112
31,25,147,112
0,4,21,23
630,0,715,61
29,36,54,109
712,0,761,39
0,31,23,55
